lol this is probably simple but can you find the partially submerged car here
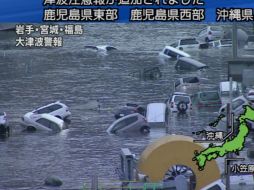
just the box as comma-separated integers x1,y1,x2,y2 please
175,57,208,72
129,67,162,81
192,91,222,107
174,76,206,95
170,38,200,50
159,46,191,59
107,113,150,135
0,112,9,136
114,103,146,119
31,101,71,121
210,39,232,48
167,92,192,113
244,35,254,51
219,95,250,117
247,89,254,104
21,113,66,132
84,45,117,52
198,26,225,42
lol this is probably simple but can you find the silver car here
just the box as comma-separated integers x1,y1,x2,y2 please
21,113,66,132
107,113,150,135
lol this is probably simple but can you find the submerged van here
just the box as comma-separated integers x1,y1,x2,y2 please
175,57,208,71
159,46,191,59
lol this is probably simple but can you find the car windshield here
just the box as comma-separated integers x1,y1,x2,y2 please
174,95,190,103
200,92,220,101
180,39,199,45
0,112,4,116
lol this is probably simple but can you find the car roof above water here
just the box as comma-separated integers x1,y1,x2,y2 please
177,57,208,68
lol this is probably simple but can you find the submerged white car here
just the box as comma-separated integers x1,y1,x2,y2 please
210,39,232,48
244,35,254,51
247,89,254,103
159,46,191,59
31,101,71,121
22,113,66,132
0,112,7,126
167,92,192,113
218,95,250,121
107,113,150,135
170,38,201,50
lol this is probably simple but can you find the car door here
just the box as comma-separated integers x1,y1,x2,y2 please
111,119,127,134
35,118,52,131
35,106,51,114
47,120,61,131
124,115,139,132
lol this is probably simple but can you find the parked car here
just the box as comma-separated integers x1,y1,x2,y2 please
175,57,208,72
146,103,167,127
21,113,66,132
192,91,222,107
159,46,191,59
30,101,71,121
167,92,192,113
219,81,240,96
198,26,225,42
244,35,254,51
114,103,146,119
174,76,205,95
0,112,9,136
210,39,232,48
107,113,150,135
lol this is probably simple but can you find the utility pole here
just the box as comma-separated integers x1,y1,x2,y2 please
232,23,238,59
225,77,233,190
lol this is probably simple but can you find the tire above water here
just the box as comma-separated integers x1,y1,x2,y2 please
140,126,150,134
177,101,188,114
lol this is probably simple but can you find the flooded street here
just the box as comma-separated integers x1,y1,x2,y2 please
0,23,233,189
